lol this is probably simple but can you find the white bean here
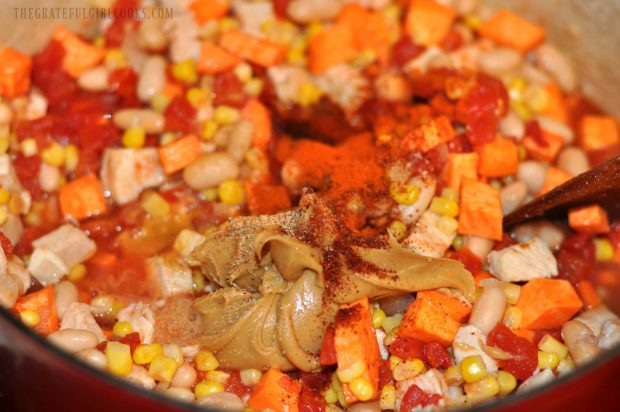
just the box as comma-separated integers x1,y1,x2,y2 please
535,44,577,92
535,116,574,144
48,329,99,353
0,102,13,127
137,56,166,102
38,162,61,193
126,365,156,390
469,286,506,335
517,161,547,194
379,294,414,317
75,348,108,369
77,66,109,92
478,48,522,75
0,271,20,308
348,401,381,412
54,280,79,320
500,181,528,215
138,20,168,52
195,392,244,410
374,72,413,102
182,152,240,190
512,222,565,250
464,236,494,261
113,109,165,134
171,363,197,388
561,320,600,365
166,387,195,402
226,120,254,162
287,0,343,24
499,111,525,140
7,256,30,295
519,62,552,86
557,146,590,176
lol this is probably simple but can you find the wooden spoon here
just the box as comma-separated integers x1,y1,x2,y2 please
504,156,620,227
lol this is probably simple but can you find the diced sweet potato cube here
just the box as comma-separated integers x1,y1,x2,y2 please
416,290,471,323
568,204,610,234
59,174,107,221
401,116,455,153
53,27,105,77
579,115,619,151
309,24,356,74
478,10,545,53
245,183,292,216
522,131,564,162
537,167,572,195
476,136,518,177
398,294,461,346
516,279,583,330
458,178,503,241
247,368,301,412
405,0,456,46
443,153,478,191
0,47,32,98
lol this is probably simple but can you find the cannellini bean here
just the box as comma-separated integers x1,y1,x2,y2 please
113,109,165,134
195,392,245,410
77,66,109,92
0,102,13,126
379,294,414,317
454,0,478,14
183,152,240,190
54,280,79,320
519,62,552,86
469,286,506,335
464,236,494,261
535,44,577,92
7,256,30,294
165,387,195,402
512,221,565,250
535,116,574,144
137,56,167,102
599,319,620,350
126,365,156,390
500,181,528,215
48,329,99,353
138,20,168,52
226,120,254,162
517,161,547,194
499,111,525,140
348,401,381,412
0,270,20,308
287,0,343,24
75,348,108,369
38,162,61,193
171,363,197,388
374,72,413,102
478,48,522,75
557,146,590,176
562,320,600,365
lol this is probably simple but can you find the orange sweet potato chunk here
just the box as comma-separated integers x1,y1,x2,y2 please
416,290,471,323
443,152,479,191
516,279,583,330
0,47,32,98
401,116,455,152
568,204,610,234
476,136,518,177
579,115,619,151
478,10,545,53
247,368,301,412
405,0,456,46
398,293,461,346
538,167,572,195
522,131,565,163
458,178,503,241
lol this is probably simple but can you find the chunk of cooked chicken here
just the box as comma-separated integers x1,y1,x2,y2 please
147,256,193,297
402,210,456,258
61,302,106,342
173,229,206,257
32,224,96,269
396,369,450,410
452,325,498,373
117,302,156,344
27,248,68,286
487,238,558,282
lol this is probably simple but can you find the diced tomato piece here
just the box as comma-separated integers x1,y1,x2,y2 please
299,372,331,393
212,72,247,108
0,232,14,255
108,67,140,108
225,370,250,397
609,221,620,248
378,358,394,387
391,35,425,67
388,336,425,360
557,233,595,285
487,323,537,381
119,331,141,353
493,232,517,251
298,385,327,412
13,154,42,200
320,326,337,366
400,385,441,412
451,247,482,274
165,95,197,134
423,341,452,369
440,30,464,52
272,0,291,19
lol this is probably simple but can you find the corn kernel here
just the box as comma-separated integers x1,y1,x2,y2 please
298,82,322,107
337,360,365,383
382,314,402,333
20,310,40,328
41,143,65,167
332,374,348,407
287,47,307,66
122,127,146,148
148,355,179,383
437,216,459,235
377,133,392,143
497,370,517,395
172,59,198,84
112,321,133,338
430,197,459,218
383,328,397,346
192,271,206,293
240,369,262,387
352,49,376,68
201,120,219,140
508,77,526,100
233,63,253,83
465,375,499,403
390,182,420,205
517,144,527,161
388,220,407,240
349,376,373,401
104,49,127,69
106,341,133,377
201,188,219,201
511,100,532,120
150,94,170,113
218,179,245,206
388,355,402,371
195,380,225,398
452,235,464,250
461,355,488,383
371,308,386,329
243,78,264,96
141,192,170,217
0,207,8,226
594,238,614,262
324,386,338,404
186,87,209,107
524,84,548,113
393,358,425,381
160,132,177,146
538,351,560,370
379,384,396,410
93,35,105,48
538,335,568,360
0,189,10,205
133,344,164,365
245,147,268,171
444,365,464,385
489,179,502,190
213,105,240,125
196,350,219,371
0,135,9,154
502,306,522,330
502,283,521,305
441,187,458,202
464,14,482,30
306,22,323,38
64,144,79,172
67,263,87,282
218,17,239,32
163,344,183,366
21,138,37,156
207,370,231,383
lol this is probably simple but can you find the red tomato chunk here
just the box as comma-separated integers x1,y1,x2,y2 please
487,323,537,381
